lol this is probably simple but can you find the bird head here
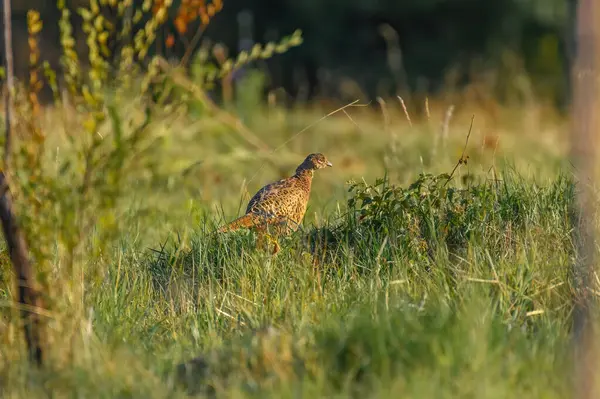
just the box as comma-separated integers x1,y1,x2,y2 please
297,153,333,173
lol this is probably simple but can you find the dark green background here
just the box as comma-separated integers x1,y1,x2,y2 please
4,0,575,106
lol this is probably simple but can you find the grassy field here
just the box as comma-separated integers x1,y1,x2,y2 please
0,93,581,397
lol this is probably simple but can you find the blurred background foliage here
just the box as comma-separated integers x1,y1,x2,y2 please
5,0,574,108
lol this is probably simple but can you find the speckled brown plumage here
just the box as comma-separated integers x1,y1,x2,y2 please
218,153,332,237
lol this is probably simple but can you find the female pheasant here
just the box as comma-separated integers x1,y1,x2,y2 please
218,153,332,251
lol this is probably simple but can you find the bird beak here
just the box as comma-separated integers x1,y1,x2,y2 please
326,161,333,167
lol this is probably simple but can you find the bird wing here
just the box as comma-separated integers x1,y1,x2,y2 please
246,177,301,220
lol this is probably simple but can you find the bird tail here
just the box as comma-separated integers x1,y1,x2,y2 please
217,214,260,233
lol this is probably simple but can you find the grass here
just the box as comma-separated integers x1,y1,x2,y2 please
0,96,581,397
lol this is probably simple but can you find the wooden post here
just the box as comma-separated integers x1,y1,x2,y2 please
2,0,45,366
3,0,12,163
571,0,600,397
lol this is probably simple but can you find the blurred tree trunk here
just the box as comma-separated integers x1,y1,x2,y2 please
2,0,45,366
571,0,600,397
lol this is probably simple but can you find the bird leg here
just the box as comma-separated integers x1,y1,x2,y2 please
255,232,280,254
264,227,281,255
269,235,281,255
254,223,280,255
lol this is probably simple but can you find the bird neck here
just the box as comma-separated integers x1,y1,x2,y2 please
294,167,314,177
294,168,314,187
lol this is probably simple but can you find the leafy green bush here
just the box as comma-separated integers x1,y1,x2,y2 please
344,172,574,262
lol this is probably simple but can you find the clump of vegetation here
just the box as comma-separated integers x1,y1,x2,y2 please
343,171,574,262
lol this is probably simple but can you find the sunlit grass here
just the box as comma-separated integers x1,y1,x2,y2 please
0,98,577,397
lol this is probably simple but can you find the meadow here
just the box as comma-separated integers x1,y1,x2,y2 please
0,3,585,396
0,84,579,397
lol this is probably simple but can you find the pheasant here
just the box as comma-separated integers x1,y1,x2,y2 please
218,153,333,252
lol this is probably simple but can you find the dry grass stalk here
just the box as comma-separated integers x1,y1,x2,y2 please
396,96,412,127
